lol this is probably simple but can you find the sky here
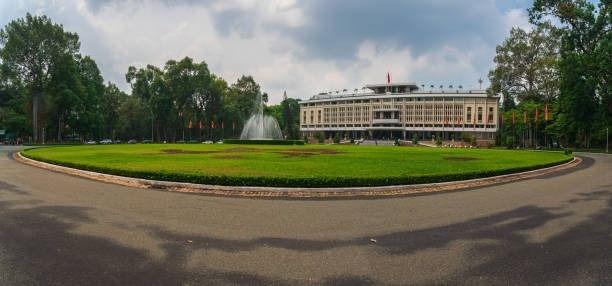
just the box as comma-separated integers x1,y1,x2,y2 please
1,0,536,103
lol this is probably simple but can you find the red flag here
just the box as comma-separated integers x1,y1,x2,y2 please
188,119,192,129
544,104,549,121
386,72,391,84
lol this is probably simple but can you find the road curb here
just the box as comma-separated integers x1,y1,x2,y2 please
14,152,581,200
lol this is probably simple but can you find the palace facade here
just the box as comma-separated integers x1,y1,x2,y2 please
299,82,500,143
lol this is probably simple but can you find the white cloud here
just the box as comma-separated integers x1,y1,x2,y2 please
1,0,527,103
504,8,532,31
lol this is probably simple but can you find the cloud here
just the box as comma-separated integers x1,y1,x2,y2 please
504,8,532,31
1,0,531,103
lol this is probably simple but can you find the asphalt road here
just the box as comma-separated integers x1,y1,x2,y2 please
0,146,609,286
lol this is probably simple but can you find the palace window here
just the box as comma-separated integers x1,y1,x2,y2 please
466,107,472,122
317,110,321,123
488,107,494,123
477,107,483,122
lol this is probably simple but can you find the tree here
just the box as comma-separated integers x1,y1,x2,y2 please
47,53,84,141
488,24,560,105
126,64,166,141
227,75,261,120
0,63,28,141
223,75,263,137
281,97,300,139
0,13,80,143
529,0,610,147
100,82,125,139
76,55,105,140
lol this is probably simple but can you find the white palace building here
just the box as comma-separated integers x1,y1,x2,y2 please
299,81,500,144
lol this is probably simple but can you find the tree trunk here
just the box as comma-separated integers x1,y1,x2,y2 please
57,117,62,143
32,93,39,143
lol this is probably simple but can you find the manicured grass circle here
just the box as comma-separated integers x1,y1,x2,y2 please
21,144,573,188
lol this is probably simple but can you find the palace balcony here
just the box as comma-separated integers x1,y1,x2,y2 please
372,118,400,124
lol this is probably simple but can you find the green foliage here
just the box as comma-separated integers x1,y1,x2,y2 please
490,1,610,149
412,134,419,144
315,132,325,143
22,144,572,188
461,132,473,143
435,136,443,146
526,0,610,148
223,139,304,145
0,13,80,143
470,136,477,146
265,97,301,140
333,133,341,144
488,24,560,104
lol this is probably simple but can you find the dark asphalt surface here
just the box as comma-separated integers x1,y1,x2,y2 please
0,146,610,285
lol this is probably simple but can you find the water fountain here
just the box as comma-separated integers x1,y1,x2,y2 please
240,93,283,140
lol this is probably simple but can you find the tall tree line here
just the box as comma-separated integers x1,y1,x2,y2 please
490,0,610,149
0,14,301,143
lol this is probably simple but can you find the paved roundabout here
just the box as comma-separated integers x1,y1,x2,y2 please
0,145,610,285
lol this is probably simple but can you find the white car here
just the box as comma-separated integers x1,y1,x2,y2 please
85,140,97,145
216,140,224,144
100,139,113,144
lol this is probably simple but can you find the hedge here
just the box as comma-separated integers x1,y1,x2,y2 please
223,139,304,145
21,151,572,188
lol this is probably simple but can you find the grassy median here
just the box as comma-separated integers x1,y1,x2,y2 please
21,144,573,187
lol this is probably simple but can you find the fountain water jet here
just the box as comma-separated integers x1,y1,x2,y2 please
240,93,283,140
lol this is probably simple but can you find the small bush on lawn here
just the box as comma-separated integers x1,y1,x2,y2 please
315,132,325,143
412,134,419,145
333,133,341,144
435,136,443,146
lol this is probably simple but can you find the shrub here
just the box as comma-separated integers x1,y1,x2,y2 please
223,139,304,145
315,132,325,143
470,136,477,146
505,136,515,148
333,133,341,144
412,134,419,145
435,136,443,146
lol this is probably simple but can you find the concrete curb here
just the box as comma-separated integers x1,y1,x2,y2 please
14,152,581,199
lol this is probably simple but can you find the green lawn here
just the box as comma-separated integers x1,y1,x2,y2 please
21,144,573,187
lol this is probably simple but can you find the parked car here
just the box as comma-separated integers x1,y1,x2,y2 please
202,140,213,144
142,139,153,144
216,140,224,144
114,140,122,144
127,139,137,144
100,139,113,144
85,140,97,145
